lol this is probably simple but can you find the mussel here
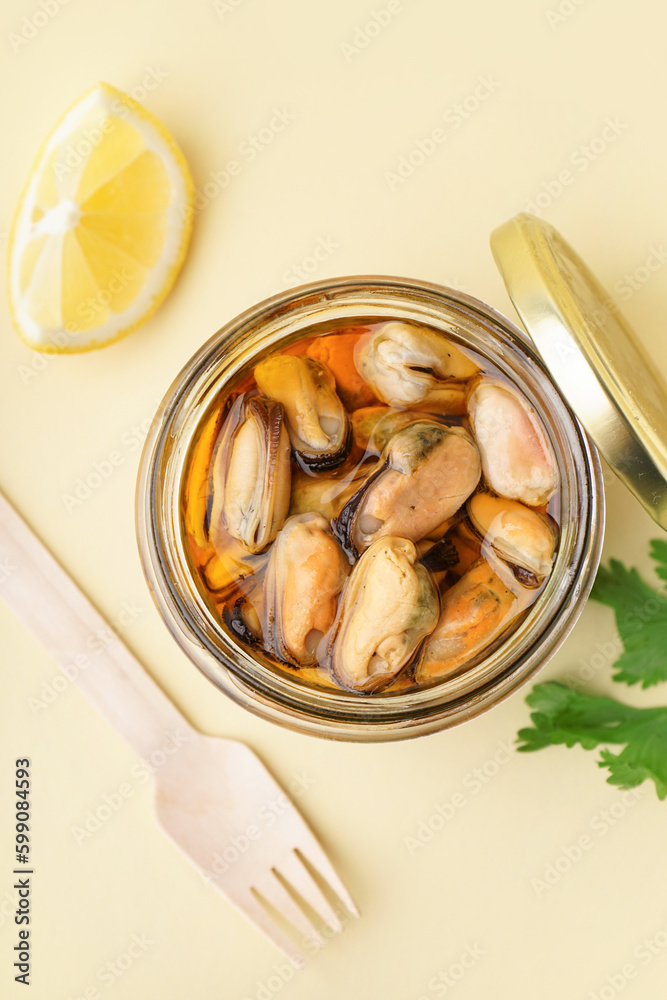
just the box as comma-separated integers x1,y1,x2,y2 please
419,536,460,576
289,463,373,522
418,535,460,588
448,521,483,577
209,544,267,646
335,421,481,557
467,493,558,589
222,597,263,648
467,380,558,506
202,537,264,595
423,517,456,542
415,559,518,683
183,402,224,551
254,355,350,469
355,321,478,410
325,536,439,692
351,405,428,455
263,513,348,666
306,331,377,410
208,395,291,555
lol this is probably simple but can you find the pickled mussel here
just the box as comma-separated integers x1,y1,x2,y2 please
415,559,518,683
468,380,558,506
467,493,557,589
355,321,478,410
306,331,377,410
222,596,263,648
201,537,264,595
325,536,439,692
264,513,348,666
183,315,561,698
255,354,350,469
288,463,373,522
335,421,481,557
208,395,291,555
351,405,432,454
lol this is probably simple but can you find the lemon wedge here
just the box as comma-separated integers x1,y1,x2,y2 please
8,82,193,353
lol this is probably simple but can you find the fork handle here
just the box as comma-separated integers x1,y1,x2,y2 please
0,489,194,761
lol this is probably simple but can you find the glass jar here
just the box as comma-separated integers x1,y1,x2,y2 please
136,276,604,741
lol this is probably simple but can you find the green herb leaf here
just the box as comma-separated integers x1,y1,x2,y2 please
517,682,667,799
590,550,667,687
650,538,667,584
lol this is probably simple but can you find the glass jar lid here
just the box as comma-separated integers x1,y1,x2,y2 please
491,213,667,531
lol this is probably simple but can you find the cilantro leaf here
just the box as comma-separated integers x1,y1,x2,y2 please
591,550,667,687
517,682,667,799
650,538,667,584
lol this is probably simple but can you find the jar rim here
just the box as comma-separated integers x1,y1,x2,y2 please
136,275,605,741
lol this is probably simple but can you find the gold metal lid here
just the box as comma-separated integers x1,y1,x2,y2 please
490,212,667,531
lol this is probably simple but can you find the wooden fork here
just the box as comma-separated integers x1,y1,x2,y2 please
0,490,359,965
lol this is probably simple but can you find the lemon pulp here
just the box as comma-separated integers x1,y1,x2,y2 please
8,82,193,353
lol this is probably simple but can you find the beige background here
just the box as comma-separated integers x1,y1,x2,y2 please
2,0,667,997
